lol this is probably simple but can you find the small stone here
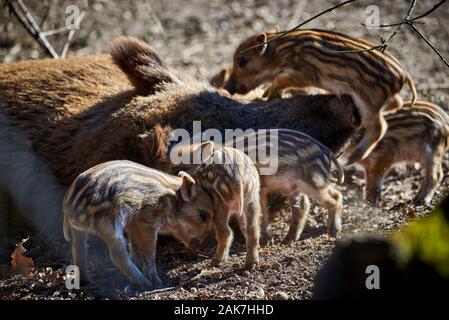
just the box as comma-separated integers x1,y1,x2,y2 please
272,291,289,300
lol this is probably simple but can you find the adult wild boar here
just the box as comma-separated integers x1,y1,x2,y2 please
0,37,359,240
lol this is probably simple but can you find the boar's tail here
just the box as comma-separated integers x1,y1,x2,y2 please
108,36,174,95
331,154,344,185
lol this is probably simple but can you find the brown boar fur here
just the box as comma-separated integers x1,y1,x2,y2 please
0,36,359,239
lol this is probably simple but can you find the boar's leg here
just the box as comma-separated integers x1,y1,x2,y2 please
70,228,90,285
129,225,162,288
100,220,152,290
415,149,444,205
242,201,261,270
211,212,233,267
282,193,310,244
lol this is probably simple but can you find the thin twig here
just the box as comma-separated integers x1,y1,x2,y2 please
361,21,425,28
362,0,447,28
143,269,212,296
379,0,417,53
143,285,179,295
43,26,70,37
240,0,357,53
7,0,59,58
406,21,449,68
410,0,447,21
331,0,417,54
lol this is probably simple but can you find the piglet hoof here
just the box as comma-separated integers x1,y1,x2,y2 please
365,195,381,208
413,194,433,206
124,281,152,295
244,259,259,270
210,257,225,267
328,221,342,238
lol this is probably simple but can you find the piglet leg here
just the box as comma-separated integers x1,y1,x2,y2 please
415,150,443,205
129,226,163,288
282,193,310,244
211,213,233,266
100,221,152,291
243,201,261,269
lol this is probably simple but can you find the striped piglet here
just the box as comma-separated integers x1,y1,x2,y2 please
63,160,215,290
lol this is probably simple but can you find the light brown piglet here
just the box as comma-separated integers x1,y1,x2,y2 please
63,160,215,290
349,101,449,206
226,129,344,243
190,144,262,269
224,29,417,165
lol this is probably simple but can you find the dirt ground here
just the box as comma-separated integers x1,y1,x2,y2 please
0,0,448,300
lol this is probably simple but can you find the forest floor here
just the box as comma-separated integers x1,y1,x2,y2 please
0,0,448,299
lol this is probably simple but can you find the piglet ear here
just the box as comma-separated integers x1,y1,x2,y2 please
138,124,171,163
178,171,197,202
255,33,267,55
200,141,214,162
210,68,230,88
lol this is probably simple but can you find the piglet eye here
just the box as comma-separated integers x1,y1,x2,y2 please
238,57,248,68
198,210,209,223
